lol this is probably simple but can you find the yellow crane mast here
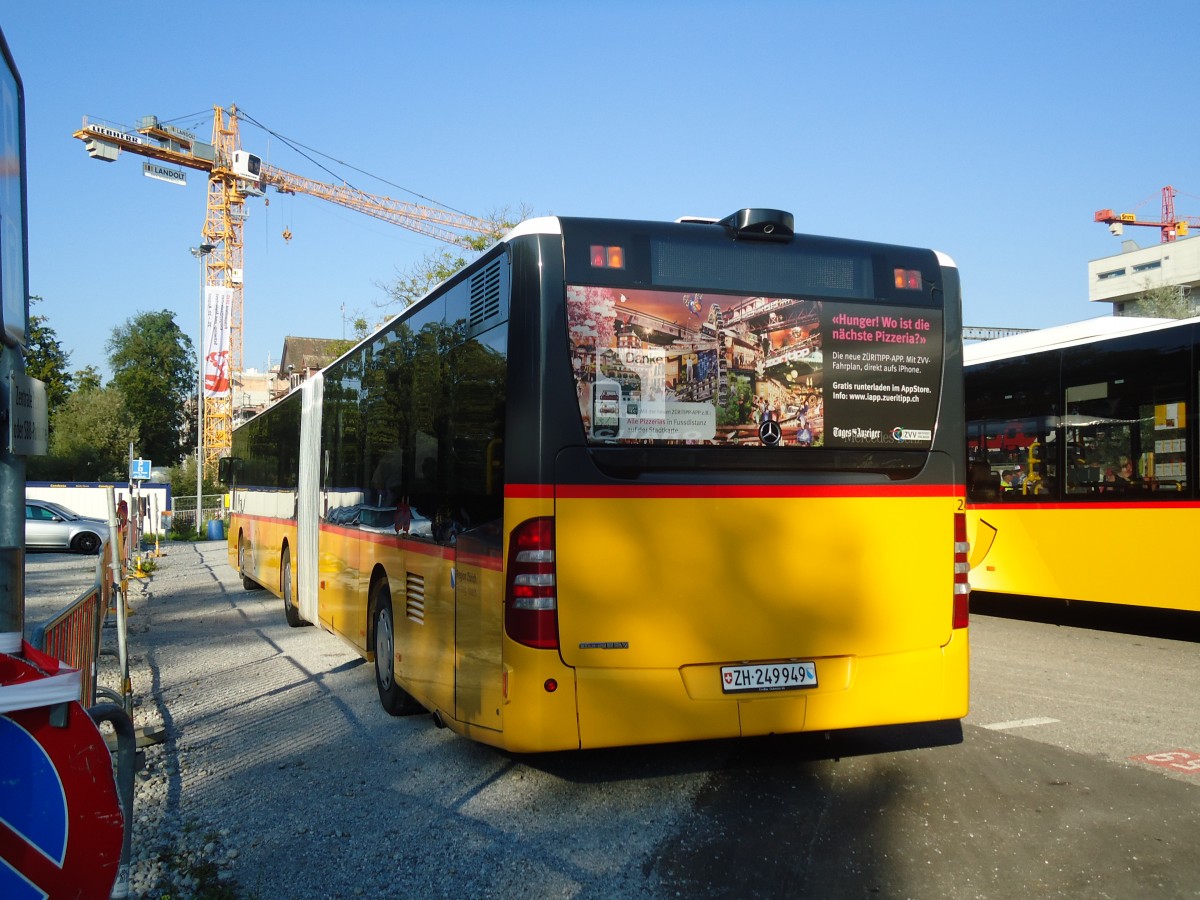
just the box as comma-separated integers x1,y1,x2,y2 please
73,105,492,470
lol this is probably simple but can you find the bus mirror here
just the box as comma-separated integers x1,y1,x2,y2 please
218,457,233,485
718,208,794,242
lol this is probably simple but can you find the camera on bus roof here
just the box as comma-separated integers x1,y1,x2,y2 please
719,208,794,242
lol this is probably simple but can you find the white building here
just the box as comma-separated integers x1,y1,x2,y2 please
1087,236,1200,315
233,368,276,427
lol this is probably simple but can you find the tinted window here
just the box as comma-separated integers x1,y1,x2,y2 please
966,325,1194,502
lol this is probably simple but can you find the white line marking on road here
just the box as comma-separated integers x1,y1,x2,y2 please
980,717,1059,731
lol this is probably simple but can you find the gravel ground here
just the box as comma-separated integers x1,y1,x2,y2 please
24,542,714,899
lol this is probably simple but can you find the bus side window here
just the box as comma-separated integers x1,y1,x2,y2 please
967,460,1000,501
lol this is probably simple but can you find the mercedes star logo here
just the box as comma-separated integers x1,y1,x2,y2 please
758,420,782,446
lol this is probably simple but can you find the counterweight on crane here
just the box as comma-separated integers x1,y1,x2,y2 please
1094,185,1200,243
73,105,492,471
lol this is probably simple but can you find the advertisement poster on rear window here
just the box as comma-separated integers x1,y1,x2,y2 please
566,286,942,449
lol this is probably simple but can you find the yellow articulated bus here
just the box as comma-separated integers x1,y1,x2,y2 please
224,208,969,752
966,314,1200,613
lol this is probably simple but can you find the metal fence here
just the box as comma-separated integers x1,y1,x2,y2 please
29,545,114,707
167,494,227,533
25,492,137,898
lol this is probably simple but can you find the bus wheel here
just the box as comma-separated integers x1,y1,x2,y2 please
239,534,262,591
281,546,307,627
371,581,423,716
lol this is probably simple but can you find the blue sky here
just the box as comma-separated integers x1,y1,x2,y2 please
4,1,1200,378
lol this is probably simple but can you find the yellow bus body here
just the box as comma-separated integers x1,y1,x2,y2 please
230,514,296,599
967,501,1200,613
549,490,967,750
231,487,967,753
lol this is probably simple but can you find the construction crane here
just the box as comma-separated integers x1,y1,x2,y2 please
73,105,492,470
1094,185,1200,243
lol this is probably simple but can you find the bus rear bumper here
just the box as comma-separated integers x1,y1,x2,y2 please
436,630,968,753
573,632,969,750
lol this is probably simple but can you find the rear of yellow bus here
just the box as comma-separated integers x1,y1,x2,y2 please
491,211,968,752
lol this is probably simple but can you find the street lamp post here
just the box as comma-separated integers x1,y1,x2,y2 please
190,243,215,534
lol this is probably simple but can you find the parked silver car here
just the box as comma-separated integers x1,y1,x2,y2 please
25,499,107,554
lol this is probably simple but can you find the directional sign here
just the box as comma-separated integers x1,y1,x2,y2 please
130,457,152,481
8,372,47,456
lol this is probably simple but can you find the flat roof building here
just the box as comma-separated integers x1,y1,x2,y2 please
1088,236,1200,316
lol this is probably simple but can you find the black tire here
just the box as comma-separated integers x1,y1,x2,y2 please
72,532,102,555
371,581,423,716
281,546,308,627
239,534,263,591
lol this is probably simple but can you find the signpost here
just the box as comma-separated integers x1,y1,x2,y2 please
129,458,151,482
128,457,150,562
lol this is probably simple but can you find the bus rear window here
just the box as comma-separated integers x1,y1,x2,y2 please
566,286,943,450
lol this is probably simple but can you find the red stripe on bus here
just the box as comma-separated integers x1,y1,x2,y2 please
506,483,960,499
505,483,555,498
969,499,1200,511
457,549,504,571
318,522,455,560
231,512,295,525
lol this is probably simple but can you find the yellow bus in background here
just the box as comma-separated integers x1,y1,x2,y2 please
224,209,969,752
966,315,1200,612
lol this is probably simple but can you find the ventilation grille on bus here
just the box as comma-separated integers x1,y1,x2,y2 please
406,572,425,624
468,258,504,334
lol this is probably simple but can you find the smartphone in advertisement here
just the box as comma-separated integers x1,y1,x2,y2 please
592,378,622,439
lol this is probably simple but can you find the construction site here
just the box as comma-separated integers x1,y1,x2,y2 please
74,105,497,474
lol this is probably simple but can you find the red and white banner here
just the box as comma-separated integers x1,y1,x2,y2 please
0,639,81,714
204,285,233,397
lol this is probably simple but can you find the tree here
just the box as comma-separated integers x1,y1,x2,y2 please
24,296,73,413
377,205,531,314
26,385,138,482
167,454,223,504
107,310,195,465
1128,283,1197,319
73,365,102,393
326,310,375,360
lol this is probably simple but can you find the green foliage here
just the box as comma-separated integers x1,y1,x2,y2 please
167,524,206,542
24,296,74,415
325,311,375,359
27,385,138,481
1128,284,1197,319
73,365,102,393
379,247,472,311
107,310,196,466
377,205,530,314
167,454,223,500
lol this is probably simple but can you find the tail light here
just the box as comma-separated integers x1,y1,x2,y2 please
952,512,970,629
505,517,559,649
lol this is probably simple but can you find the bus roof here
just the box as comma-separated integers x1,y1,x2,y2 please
963,314,1189,366
503,216,562,241
501,215,959,272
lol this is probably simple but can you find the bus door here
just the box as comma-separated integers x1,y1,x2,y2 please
453,524,504,731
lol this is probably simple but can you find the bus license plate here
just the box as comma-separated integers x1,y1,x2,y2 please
720,662,817,693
